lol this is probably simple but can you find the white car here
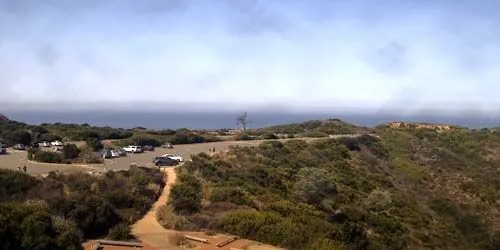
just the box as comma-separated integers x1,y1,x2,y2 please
51,140,63,146
123,145,142,154
111,150,121,158
39,141,51,147
162,154,183,162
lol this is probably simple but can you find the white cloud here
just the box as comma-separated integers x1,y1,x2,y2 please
1,0,500,112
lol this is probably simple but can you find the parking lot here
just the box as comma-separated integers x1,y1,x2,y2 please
0,140,264,175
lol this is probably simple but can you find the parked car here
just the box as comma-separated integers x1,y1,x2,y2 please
38,141,51,147
154,157,178,167
51,140,63,146
53,146,63,152
111,150,121,158
161,143,173,149
162,154,183,162
13,144,26,150
117,148,127,156
142,145,155,152
0,144,6,154
123,145,142,154
101,149,112,159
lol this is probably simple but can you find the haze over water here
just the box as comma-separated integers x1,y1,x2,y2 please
4,110,500,130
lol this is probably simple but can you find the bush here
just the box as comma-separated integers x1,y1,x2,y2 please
0,169,40,202
169,174,203,214
131,136,161,147
62,144,81,159
34,150,63,163
27,148,38,160
209,187,251,205
260,133,279,140
2,129,32,146
86,137,103,152
0,165,163,244
76,148,103,164
107,222,131,240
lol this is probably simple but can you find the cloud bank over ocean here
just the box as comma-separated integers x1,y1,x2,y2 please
1,0,499,113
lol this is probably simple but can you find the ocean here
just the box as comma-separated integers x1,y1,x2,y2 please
3,110,500,130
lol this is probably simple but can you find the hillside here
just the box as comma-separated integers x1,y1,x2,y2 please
246,119,373,138
161,126,500,250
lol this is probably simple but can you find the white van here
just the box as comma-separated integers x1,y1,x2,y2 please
123,145,142,154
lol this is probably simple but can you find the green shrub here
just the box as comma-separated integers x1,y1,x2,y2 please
209,187,250,205
169,174,203,214
260,133,279,140
62,143,81,159
34,151,63,163
107,222,131,240
86,137,103,152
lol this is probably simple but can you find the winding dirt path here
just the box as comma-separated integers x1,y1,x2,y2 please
131,167,179,250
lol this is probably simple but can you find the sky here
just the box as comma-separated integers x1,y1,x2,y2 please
1,0,500,114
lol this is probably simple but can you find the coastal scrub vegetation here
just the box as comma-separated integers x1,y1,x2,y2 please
27,143,103,164
161,127,500,250
233,119,374,141
0,166,164,249
0,114,223,147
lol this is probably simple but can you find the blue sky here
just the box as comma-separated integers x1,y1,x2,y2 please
1,0,500,113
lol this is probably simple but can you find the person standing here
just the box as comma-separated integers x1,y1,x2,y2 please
23,165,27,173
17,166,21,172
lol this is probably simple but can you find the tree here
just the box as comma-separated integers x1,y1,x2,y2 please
86,137,103,152
62,144,81,159
3,130,32,146
237,112,252,131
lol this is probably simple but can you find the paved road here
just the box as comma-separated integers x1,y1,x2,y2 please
0,134,371,175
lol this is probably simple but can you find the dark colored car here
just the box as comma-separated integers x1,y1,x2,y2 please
100,149,112,159
142,145,155,152
154,157,178,167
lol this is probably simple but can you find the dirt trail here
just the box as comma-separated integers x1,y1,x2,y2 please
131,166,280,250
131,167,179,250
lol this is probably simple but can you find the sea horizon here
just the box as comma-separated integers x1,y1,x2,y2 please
3,110,500,130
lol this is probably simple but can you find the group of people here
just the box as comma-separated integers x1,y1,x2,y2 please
17,165,27,173
208,147,216,153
